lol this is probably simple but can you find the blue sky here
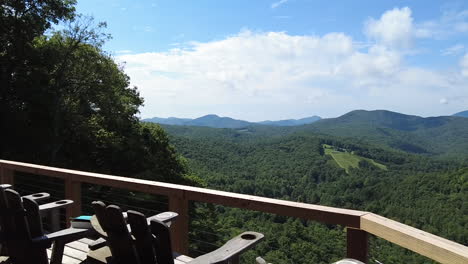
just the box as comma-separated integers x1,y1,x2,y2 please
75,0,468,120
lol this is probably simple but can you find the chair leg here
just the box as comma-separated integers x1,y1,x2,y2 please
50,241,65,264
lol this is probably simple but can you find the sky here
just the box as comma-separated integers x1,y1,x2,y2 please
74,0,468,121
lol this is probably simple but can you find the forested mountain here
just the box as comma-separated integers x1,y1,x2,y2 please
143,117,193,125
301,110,468,157
160,109,468,158
164,123,467,263
143,114,322,128
453,110,468,117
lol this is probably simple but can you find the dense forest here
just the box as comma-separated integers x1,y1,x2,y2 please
1,1,466,264
162,123,467,263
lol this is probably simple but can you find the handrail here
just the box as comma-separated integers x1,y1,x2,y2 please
0,159,467,264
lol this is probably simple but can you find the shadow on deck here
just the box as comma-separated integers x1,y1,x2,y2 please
1,237,193,264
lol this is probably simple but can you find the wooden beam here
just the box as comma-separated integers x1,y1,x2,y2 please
346,228,368,263
169,191,189,255
361,213,468,264
65,178,82,224
0,167,14,185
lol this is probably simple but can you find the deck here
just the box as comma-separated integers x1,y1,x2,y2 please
1,238,193,264
0,159,467,264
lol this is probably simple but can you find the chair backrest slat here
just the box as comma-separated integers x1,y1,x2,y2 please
92,203,140,264
150,219,175,264
23,197,44,238
128,210,158,264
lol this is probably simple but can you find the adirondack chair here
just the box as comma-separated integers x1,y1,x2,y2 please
0,188,92,264
91,201,264,264
0,184,51,202
0,186,76,258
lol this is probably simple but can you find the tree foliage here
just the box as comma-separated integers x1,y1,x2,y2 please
0,1,190,183
166,125,467,263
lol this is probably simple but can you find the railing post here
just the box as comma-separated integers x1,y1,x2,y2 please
169,191,189,255
347,227,369,263
65,178,82,225
0,167,14,185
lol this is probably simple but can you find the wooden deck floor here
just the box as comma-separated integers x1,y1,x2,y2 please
1,237,192,264
47,238,94,264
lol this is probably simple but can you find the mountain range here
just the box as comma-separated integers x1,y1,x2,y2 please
144,110,466,129
143,114,321,128
159,109,468,157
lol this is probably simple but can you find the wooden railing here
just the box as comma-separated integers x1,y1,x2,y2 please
0,159,467,264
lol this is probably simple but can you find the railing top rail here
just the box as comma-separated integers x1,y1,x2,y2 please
0,159,365,227
1,159,467,264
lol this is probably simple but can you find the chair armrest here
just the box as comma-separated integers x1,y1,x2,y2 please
38,199,74,213
46,228,93,244
147,211,178,226
189,232,264,264
88,237,107,250
22,192,50,202
29,228,91,249
0,184,12,189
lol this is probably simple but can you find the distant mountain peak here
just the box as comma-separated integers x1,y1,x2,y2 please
198,114,220,118
453,110,468,117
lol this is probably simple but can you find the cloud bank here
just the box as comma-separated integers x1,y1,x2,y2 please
117,7,468,120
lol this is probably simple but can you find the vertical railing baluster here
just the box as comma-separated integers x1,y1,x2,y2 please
347,227,369,263
0,167,15,186
169,191,189,254
65,177,82,226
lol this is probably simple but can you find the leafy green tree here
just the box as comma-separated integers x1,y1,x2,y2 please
0,1,194,184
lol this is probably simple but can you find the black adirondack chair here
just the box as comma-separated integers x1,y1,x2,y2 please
0,188,91,264
91,201,264,264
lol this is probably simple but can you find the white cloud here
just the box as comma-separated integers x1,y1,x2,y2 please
415,9,468,38
116,50,133,54
363,8,468,45
144,26,154,32
117,8,468,120
461,53,468,77
364,7,414,49
271,0,289,9
441,44,465,56
455,22,468,32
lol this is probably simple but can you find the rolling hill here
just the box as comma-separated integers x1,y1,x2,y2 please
453,110,468,117
303,110,468,157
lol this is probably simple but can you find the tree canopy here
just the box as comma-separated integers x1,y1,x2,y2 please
0,0,190,182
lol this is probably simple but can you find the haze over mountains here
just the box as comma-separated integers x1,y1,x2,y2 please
144,110,467,129
143,114,322,128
